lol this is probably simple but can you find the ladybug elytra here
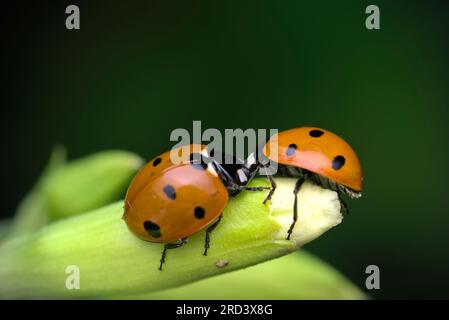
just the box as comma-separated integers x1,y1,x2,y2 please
256,127,363,240
123,144,266,270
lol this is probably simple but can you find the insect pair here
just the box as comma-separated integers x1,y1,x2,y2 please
123,127,363,270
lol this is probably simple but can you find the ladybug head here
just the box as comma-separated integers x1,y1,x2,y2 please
240,151,260,183
207,150,260,190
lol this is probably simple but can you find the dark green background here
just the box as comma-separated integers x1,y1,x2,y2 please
1,1,448,298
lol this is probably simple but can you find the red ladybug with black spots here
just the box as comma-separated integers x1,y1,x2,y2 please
123,144,266,270
255,127,363,240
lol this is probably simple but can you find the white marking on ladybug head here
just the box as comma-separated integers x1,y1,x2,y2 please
200,147,209,158
207,163,218,177
245,152,257,169
237,169,248,183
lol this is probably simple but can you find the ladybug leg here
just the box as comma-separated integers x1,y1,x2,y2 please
286,177,305,240
262,174,277,205
203,214,223,256
159,238,188,271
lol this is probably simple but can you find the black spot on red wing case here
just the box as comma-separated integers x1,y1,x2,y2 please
143,221,162,238
286,144,297,156
153,157,162,166
163,185,176,200
332,155,346,170
309,129,324,137
194,206,206,219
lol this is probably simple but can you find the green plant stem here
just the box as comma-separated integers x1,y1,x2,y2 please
0,178,342,299
7,148,143,239
124,253,366,300
0,219,13,242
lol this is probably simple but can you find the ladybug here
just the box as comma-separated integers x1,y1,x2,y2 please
123,144,266,270
258,127,363,240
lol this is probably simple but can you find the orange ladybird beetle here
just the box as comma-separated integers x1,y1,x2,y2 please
258,127,363,240
123,144,266,270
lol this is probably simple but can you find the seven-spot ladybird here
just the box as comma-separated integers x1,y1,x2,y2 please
259,127,363,240
123,144,265,270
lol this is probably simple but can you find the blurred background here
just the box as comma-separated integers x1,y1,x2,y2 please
1,0,448,298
